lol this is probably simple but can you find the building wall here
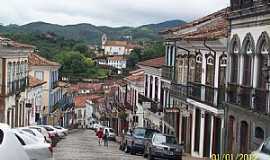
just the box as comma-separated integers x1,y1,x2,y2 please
104,46,127,55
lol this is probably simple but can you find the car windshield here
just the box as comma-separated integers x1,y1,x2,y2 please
22,129,36,136
133,128,145,138
261,138,270,154
44,126,54,131
109,129,114,133
54,126,62,129
154,134,177,145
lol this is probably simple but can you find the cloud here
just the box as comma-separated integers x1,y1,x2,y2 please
0,0,229,27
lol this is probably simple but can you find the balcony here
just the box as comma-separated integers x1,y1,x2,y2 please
239,86,252,109
187,82,220,108
170,82,187,101
138,94,161,113
254,89,268,113
162,65,174,81
227,83,238,105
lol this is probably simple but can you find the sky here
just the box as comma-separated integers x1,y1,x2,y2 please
0,0,230,27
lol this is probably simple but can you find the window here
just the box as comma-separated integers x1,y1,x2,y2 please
257,38,269,89
35,71,44,81
0,129,3,144
206,55,215,86
189,56,196,82
219,55,227,86
15,134,26,145
195,53,202,83
255,127,264,140
242,54,252,86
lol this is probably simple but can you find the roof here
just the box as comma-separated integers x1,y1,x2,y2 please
0,36,36,49
107,56,127,61
71,83,103,92
104,40,141,49
138,57,164,68
28,76,46,88
75,95,103,108
160,8,229,41
29,53,60,66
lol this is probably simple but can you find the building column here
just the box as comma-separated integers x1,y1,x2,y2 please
147,74,150,98
220,117,225,155
199,110,205,157
179,112,183,143
191,107,196,156
209,115,214,156
152,76,156,100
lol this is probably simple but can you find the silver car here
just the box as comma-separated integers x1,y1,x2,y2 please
147,133,183,160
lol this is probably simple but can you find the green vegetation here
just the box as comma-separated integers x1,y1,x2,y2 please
127,41,165,69
3,32,109,80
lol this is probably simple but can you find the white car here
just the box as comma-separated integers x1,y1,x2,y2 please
19,127,47,144
93,123,104,132
103,127,116,140
40,125,65,138
29,126,52,143
252,137,270,160
53,125,68,135
0,123,30,160
12,129,52,160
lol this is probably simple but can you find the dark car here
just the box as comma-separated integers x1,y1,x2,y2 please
121,127,160,155
146,133,183,160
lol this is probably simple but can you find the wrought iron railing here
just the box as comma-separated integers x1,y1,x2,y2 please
254,88,268,113
170,83,187,100
161,65,174,81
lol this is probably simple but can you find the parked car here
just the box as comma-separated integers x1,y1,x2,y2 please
0,123,30,160
40,125,65,138
53,125,68,136
19,127,47,144
252,137,270,160
12,129,52,160
38,125,59,147
29,126,52,143
122,127,160,155
93,123,104,132
146,133,183,160
103,127,116,140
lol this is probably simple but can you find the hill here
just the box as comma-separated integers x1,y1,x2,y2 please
0,20,185,43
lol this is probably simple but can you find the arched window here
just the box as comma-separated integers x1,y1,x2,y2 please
240,121,249,153
231,41,239,83
255,127,264,140
145,75,148,96
206,54,215,86
242,37,254,86
188,55,196,82
195,52,202,83
257,32,270,89
219,54,227,86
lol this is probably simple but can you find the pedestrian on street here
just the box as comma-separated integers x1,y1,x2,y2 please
103,129,109,147
96,127,103,145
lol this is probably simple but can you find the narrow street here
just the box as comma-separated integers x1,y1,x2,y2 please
53,129,145,160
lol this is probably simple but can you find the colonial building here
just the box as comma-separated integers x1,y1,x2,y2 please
28,53,62,124
26,76,45,126
225,0,270,154
137,57,166,131
0,37,35,128
160,8,229,158
101,34,138,55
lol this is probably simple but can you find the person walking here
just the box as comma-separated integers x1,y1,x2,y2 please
103,129,109,147
97,128,103,145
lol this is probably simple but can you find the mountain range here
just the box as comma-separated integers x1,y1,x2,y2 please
0,20,185,44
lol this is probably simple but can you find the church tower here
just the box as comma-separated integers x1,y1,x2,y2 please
101,33,107,49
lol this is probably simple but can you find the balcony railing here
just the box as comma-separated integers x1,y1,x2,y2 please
187,82,221,108
162,65,174,81
170,83,187,101
239,86,252,109
138,94,161,113
254,89,268,113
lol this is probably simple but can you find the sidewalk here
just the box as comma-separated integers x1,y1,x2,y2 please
182,154,209,160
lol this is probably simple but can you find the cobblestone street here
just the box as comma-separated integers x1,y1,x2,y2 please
52,129,145,160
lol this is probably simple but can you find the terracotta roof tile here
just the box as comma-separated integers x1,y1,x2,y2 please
75,95,103,108
29,53,60,66
138,57,164,68
28,76,46,88
71,83,103,92
104,40,142,49
160,8,229,41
